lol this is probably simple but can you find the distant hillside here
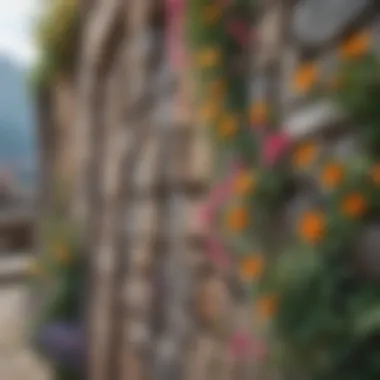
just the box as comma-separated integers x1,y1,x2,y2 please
0,55,37,188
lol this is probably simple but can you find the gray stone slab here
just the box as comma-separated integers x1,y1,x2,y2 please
355,223,380,279
0,283,51,379
280,47,299,113
293,0,370,46
285,100,343,139
329,133,363,160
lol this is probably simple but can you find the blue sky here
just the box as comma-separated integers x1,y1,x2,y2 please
0,0,40,65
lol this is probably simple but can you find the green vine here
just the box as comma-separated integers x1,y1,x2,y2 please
31,0,79,90
188,5,380,379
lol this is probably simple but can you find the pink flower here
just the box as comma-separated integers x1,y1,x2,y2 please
167,0,186,14
166,0,187,69
206,236,231,270
230,331,252,357
262,131,291,166
198,201,213,227
198,163,242,227
252,339,268,360
230,332,268,360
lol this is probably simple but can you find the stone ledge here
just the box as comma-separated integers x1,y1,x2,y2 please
85,0,124,70
285,100,344,140
0,255,35,284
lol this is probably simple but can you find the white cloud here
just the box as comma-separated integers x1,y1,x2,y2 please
0,0,40,65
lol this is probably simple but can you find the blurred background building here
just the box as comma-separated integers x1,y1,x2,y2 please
0,0,379,379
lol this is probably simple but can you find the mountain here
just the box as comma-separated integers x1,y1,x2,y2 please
0,55,37,188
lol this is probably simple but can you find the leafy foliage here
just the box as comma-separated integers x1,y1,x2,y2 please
188,4,380,379
32,0,79,90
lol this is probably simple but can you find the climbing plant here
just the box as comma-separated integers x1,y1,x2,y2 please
29,213,85,380
188,2,380,379
31,0,79,90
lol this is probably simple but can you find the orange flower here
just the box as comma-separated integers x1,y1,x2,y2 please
370,164,380,185
200,102,220,123
257,295,277,319
219,115,237,139
250,102,268,126
292,142,319,169
341,193,367,219
203,5,221,23
321,163,345,189
234,171,256,195
240,256,264,281
340,31,371,60
226,206,249,231
197,48,221,68
299,210,326,244
293,63,318,93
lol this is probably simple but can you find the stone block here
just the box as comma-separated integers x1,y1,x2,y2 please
128,0,152,33
126,199,158,240
184,247,209,277
127,320,150,347
355,223,380,279
257,6,282,67
328,133,363,160
319,50,340,87
249,75,267,101
189,131,213,186
196,275,233,329
187,198,208,242
280,47,299,113
285,100,343,139
133,135,160,193
293,0,370,46
129,239,154,273
124,277,152,313
167,128,193,185
153,96,176,128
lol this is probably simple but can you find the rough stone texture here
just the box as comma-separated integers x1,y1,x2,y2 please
189,130,213,186
257,6,282,67
40,1,380,380
355,223,380,279
280,47,299,114
293,0,370,46
285,100,343,139
127,199,158,239
329,133,364,160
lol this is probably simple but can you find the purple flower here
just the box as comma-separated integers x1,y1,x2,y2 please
37,322,84,369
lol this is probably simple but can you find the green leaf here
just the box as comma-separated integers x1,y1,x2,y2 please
354,306,380,337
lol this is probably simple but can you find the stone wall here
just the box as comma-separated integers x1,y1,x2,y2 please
39,0,380,379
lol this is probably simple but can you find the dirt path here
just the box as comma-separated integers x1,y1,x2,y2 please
0,259,52,379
